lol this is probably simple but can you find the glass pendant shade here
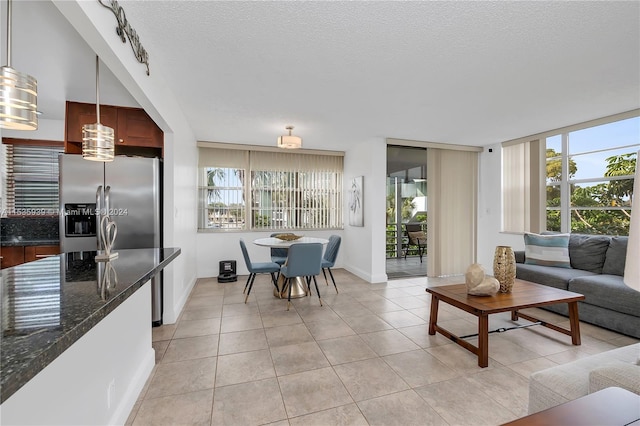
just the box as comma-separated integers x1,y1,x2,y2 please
1,0,38,130
82,56,115,161
82,123,115,161
277,126,302,149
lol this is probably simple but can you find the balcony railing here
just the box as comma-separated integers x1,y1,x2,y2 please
386,223,426,259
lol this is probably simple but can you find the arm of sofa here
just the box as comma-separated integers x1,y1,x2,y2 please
515,250,525,263
589,362,640,395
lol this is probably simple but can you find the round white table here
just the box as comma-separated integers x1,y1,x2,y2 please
253,236,329,298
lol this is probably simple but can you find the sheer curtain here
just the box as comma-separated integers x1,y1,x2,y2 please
427,148,478,276
501,139,545,233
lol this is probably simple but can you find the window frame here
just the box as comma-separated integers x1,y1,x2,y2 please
197,143,344,232
501,110,639,236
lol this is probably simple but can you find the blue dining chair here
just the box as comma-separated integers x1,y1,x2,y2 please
280,243,323,310
321,235,341,293
239,239,281,303
270,233,288,266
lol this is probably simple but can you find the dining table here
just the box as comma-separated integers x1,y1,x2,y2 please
253,236,329,299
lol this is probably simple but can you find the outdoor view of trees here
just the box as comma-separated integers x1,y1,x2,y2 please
546,149,636,235
204,168,245,229
385,190,426,258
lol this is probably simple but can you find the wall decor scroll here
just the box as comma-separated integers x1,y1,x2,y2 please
98,0,150,75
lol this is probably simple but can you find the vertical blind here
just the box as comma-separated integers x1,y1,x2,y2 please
427,148,478,276
501,140,544,233
250,151,343,230
198,145,344,230
4,144,63,215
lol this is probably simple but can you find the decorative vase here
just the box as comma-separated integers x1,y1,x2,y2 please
493,246,516,293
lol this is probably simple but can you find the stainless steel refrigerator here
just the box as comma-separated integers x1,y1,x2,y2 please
58,154,164,325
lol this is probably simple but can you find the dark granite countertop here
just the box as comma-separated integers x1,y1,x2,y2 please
0,247,181,403
1,238,60,247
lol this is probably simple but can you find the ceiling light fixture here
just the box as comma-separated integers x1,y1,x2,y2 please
277,126,302,149
0,0,38,130
82,56,115,162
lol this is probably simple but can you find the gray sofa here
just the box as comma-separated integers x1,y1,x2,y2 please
515,234,640,338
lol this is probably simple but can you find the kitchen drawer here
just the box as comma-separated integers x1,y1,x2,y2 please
1,245,60,269
24,245,61,262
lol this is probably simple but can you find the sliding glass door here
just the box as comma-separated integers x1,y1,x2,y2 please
386,145,428,278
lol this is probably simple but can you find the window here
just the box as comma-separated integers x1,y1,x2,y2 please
546,116,638,235
1,139,63,217
198,145,343,231
502,113,638,236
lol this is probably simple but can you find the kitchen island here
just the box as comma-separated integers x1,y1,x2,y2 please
0,247,181,425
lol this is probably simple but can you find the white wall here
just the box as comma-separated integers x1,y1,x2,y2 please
342,138,388,283
1,118,65,141
53,1,199,324
0,283,154,426
195,138,388,284
477,143,525,270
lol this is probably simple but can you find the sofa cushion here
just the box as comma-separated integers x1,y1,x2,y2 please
602,236,628,276
589,362,640,394
568,234,610,273
568,274,640,316
516,263,595,290
524,232,571,268
528,343,640,414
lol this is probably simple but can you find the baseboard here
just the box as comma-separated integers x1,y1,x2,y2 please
109,348,155,425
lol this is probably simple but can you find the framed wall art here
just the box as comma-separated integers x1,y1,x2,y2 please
348,176,364,227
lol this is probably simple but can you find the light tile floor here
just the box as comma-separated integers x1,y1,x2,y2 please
127,269,639,425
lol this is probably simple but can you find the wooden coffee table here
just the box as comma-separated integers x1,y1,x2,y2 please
502,386,640,425
426,279,585,367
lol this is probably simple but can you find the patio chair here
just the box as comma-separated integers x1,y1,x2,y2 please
404,223,427,263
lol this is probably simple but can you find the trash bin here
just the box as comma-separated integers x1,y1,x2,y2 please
218,260,237,283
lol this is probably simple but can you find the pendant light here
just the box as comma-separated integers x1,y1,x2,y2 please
0,0,38,130
82,56,114,162
277,126,302,149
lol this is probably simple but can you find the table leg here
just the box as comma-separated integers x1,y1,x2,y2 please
568,301,581,345
274,275,308,299
478,315,489,367
511,310,519,321
428,295,439,335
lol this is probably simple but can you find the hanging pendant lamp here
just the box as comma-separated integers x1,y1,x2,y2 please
82,56,114,162
0,0,38,130
277,126,302,149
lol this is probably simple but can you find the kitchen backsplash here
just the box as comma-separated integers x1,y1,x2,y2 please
1,217,59,242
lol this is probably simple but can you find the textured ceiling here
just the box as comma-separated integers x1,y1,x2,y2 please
4,1,640,151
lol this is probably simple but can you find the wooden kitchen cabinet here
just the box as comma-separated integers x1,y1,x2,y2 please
65,101,163,157
64,101,118,154
1,246,26,269
116,107,164,149
1,245,60,269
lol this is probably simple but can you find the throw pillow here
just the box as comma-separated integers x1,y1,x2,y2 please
408,231,426,245
602,236,628,276
524,232,571,268
569,234,611,273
